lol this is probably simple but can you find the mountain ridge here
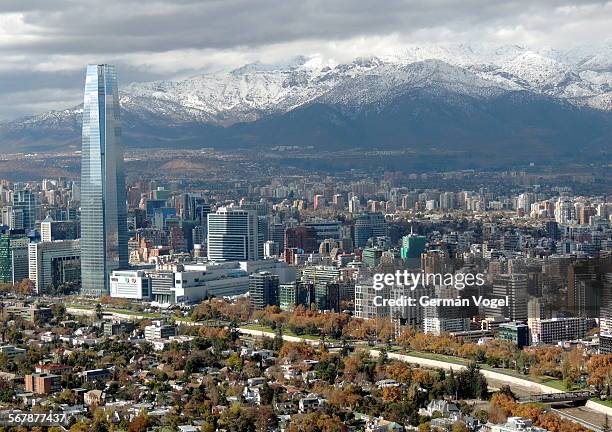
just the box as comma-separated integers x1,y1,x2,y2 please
1,44,611,156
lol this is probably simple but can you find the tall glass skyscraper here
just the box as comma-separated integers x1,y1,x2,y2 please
80,64,128,296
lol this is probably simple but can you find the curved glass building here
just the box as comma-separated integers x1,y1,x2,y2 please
80,64,128,296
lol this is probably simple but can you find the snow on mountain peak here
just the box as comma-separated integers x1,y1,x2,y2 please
5,43,611,131
122,44,610,125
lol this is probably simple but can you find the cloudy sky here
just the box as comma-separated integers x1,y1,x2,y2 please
0,0,610,121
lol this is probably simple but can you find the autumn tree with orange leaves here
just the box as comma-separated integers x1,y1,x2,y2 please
381,386,403,403
288,413,348,432
587,354,612,392
490,394,589,432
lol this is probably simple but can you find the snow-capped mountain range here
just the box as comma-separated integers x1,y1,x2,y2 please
115,43,612,122
1,43,612,154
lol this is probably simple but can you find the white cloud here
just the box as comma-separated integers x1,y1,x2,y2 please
0,0,610,120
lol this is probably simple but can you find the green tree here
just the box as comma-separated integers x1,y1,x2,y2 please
273,325,284,352
456,363,488,399
498,385,516,400
0,378,15,403
51,303,66,320
91,407,110,432
259,381,274,405
315,359,338,384
444,369,458,398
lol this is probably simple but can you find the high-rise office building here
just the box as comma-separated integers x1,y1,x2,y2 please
1,207,24,231
497,322,530,348
354,275,432,327
424,304,470,335
332,194,344,209
304,219,342,243
497,322,530,349
207,208,259,261
40,217,80,242
531,317,591,345
256,216,268,258
362,246,384,268
554,198,574,224
313,194,325,210
600,273,612,335
517,193,534,214
545,220,560,241
0,228,30,285
192,226,205,247
279,282,317,311
490,274,528,322
348,196,360,213
279,282,299,311
249,271,279,310
301,265,342,311
439,192,455,210
12,190,37,232
0,234,10,283
355,277,389,320
9,236,29,284
400,232,427,267
284,225,318,253
579,206,595,225
421,249,451,274
80,64,128,296
353,212,386,249
269,223,285,250
196,202,212,227
28,240,81,294
567,256,611,318
263,240,280,258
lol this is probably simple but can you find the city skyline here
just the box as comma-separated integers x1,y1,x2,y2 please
0,132,610,430
0,2,610,430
